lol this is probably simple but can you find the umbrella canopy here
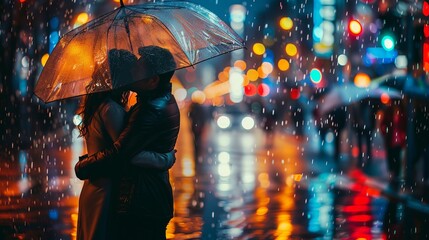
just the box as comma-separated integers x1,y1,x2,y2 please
34,1,244,103
317,84,402,116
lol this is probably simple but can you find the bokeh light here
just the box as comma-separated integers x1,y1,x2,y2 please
338,54,348,66
354,73,371,88
257,67,269,79
278,59,290,71
258,83,270,97
253,43,266,55
244,84,257,96
246,69,259,81
261,62,274,75
310,68,322,83
234,60,247,71
290,88,300,100
349,19,362,36
285,43,297,56
381,93,390,104
279,17,293,30
381,35,395,51
191,90,206,104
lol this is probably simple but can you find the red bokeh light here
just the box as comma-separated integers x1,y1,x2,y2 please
381,93,390,104
424,24,429,38
290,88,300,100
424,1,429,16
257,83,270,97
244,84,257,96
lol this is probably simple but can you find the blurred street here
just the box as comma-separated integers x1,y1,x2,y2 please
1,0,429,239
1,104,429,240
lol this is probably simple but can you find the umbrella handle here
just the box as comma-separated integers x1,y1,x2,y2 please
120,0,124,7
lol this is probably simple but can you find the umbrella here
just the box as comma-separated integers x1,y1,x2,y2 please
317,84,402,116
34,1,244,103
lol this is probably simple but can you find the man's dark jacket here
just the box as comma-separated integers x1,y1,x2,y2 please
75,90,180,221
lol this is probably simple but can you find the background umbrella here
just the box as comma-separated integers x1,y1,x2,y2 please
34,1,245,103
317,84,402,116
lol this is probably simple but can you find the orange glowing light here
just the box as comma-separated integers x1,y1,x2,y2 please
354,73,371,88
381,93,390,104
293,174,302,181
278,59,290,71
257,67,269,79
349,19,363,36
77,13,89,24
218,71,228,82
247,69,259,81
256,207,269,215
234,60,247,71
242,75,249,86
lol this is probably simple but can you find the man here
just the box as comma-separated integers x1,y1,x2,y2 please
75,46,180,239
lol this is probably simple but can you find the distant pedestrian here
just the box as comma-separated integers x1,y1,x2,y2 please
351,100,376,167
189,102,210,165
328,106,347,163
380,101,406,186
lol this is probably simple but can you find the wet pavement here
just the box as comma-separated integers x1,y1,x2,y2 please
1,110,429,239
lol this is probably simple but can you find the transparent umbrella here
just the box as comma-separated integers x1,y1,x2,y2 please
317,84,403,116
34,1,244,102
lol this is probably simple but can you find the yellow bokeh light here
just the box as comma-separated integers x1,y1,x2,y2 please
41,53,49,67
285,43,297,56
256,207,269,216
247,69,259,81
253,43,266,55
242,75,249,86
234,60,247,71
76,13,89,24
278,59,290,71
293,174,303,182
261,62,273,75
354,72,371,88
279,17,293,30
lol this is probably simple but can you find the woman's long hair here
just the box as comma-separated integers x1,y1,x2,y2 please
78,58,129,137
78,90,128,138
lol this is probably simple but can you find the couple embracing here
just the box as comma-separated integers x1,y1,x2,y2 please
75,46,180,239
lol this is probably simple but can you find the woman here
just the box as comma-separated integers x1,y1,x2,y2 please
76,55,175,239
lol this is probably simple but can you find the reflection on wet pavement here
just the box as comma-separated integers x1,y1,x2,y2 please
0,122,427,239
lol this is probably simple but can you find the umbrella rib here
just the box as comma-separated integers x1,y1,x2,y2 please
125,7,193,64
105,8,125,56
64,10,119,46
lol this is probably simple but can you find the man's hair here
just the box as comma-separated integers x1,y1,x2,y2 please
137,46,176,89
